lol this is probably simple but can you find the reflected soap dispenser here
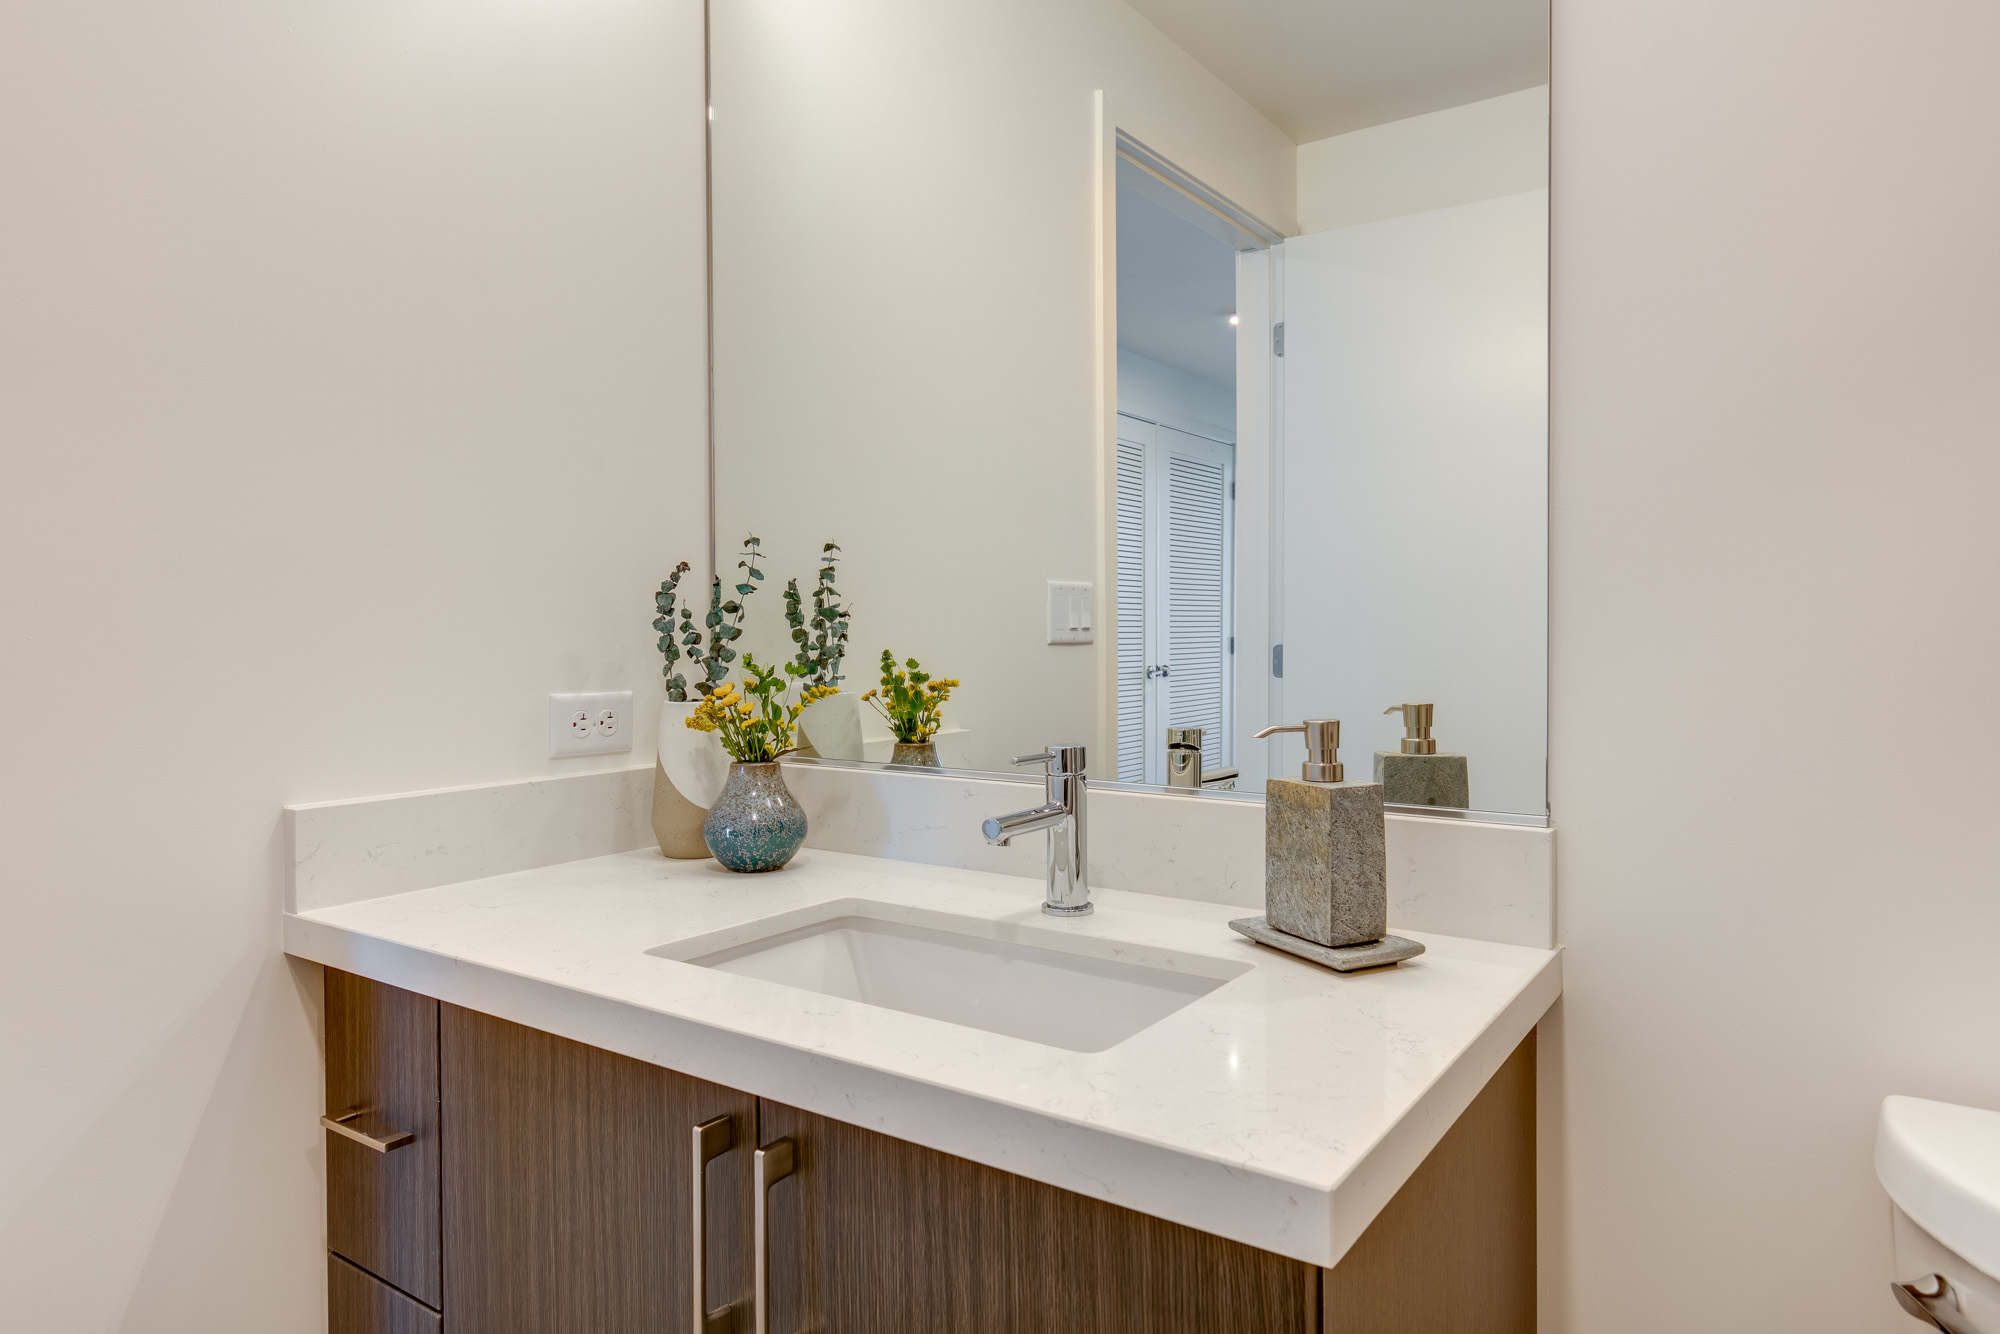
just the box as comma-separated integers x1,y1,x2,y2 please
1375,703,1470,808
1248,719,1387,948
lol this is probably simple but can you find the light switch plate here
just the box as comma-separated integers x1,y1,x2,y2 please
548,691,634,757
1047,581,1094,644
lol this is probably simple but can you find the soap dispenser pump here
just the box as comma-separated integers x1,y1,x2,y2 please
1374,703,1470,808
1252,718,1343,782
1383,703,1436,754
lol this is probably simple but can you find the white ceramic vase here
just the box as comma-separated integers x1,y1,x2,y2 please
796,691,867,762
652,698,732,859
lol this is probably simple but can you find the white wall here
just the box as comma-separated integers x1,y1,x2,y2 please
1547,0,2000,1329
1298,85,1549,233
1116,347,1234,438
0,0,709,1327
1280,190,1549,814
709,0,1294,773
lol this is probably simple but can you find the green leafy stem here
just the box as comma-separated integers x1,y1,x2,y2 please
653,535,765,701
783,542,851,691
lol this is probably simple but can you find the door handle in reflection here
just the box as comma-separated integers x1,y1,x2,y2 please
692,1115,737,1334
754,1138,798,1334
319,1110,414,1153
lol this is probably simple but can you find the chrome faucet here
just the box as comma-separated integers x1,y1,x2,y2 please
982,744,1090,916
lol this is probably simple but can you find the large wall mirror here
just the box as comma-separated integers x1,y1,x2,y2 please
710,0,1549,817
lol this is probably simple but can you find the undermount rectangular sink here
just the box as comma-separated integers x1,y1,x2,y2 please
652,900,1249,1053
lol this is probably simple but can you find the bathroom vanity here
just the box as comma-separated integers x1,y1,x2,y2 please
286,796,1558,1334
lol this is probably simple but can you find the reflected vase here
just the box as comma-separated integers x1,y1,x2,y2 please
702,762,808,873
890,740,941,768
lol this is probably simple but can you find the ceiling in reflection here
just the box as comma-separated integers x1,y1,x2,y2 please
1117,181,1239,389
1125,0,1550,141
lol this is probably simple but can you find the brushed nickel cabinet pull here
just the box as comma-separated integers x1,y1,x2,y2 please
692,1115,737,1334
753,1138,797,1334
319,1110,414,1153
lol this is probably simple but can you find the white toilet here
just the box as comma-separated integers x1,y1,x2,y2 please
1877,1096,2000,1332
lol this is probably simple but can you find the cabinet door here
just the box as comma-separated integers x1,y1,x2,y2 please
329,1254,442,1334
756,1100,1318,1334
325,969,441,1308
441,1004,757,1333
1321,1031,1537,1334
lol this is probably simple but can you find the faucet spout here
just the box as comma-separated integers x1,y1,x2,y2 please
983,744,1090,916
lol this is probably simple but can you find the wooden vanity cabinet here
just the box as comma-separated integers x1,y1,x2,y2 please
322,969,1534,1334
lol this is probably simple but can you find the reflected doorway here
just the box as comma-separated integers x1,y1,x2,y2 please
1112,143,1273,788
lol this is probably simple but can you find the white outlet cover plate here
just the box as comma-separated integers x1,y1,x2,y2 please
548,691,634,757
1047,580,1094,644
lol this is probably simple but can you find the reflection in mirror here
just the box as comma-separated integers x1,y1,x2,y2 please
711,0,1549,815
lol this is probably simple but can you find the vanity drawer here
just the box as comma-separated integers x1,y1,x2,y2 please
329,1253,440,1334
324,968,441,1309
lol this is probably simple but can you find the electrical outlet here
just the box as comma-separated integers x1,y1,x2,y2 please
1047,581,1094,644
549,691,633,757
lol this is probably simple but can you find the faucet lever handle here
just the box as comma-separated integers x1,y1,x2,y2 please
1010,751,1055,768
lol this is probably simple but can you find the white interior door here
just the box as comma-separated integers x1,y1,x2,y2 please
1116,413,1235,783
1277,190,1548,812
1160,427,1233,775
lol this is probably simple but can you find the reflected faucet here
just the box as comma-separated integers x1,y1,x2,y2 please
982,744,1090,917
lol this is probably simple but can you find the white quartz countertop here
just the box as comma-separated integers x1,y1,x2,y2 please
284,846,1560,1268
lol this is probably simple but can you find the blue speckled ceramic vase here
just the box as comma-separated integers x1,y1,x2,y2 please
702,762,807,873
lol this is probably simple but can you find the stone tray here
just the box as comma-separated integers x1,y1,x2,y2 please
1227,916,1427,973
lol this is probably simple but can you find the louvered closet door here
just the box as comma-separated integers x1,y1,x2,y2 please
1114,417,1151,783
1160,427,1234,773
1116,415,1235,785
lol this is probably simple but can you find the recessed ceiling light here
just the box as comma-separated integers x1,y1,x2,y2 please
1228,314,1240,326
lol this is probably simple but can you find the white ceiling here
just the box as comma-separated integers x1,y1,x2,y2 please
1117,178,1238,389
1126,0,1549,143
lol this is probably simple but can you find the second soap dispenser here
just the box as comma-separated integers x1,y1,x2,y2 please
1375,703,1470,808
1229,719,1424,971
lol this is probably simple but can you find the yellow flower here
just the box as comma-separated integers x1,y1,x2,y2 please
738,701,753,716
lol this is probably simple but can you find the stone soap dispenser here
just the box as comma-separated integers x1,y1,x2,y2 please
1228,719,1425,971
1374,703,1470,808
